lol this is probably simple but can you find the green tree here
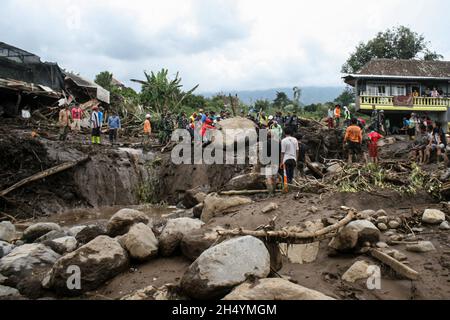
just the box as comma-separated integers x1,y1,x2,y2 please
139,69,199,114
342,26,443,73
254,99,271,112
273,92,292,110
334,86,355,107
94,71,114,91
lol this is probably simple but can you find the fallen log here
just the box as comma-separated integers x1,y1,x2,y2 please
217,210,357,244
0,156,89,198
219,190,280,196
305,160,324,179
369,249,419,281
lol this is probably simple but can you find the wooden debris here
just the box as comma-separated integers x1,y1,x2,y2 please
369,249,419,281
217,210,357,244
0,156,89,198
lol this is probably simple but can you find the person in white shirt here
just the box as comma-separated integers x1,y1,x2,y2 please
281,127,299,184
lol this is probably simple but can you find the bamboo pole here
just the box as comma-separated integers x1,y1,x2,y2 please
217,210,357,244
0,156,89,198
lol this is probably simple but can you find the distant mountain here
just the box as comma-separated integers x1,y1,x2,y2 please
200,86,344,105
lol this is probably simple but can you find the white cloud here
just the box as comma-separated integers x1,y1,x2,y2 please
0,0,448,92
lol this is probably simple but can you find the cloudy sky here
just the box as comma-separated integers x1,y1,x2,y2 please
1,0,449,93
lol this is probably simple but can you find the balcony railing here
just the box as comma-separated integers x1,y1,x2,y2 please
360,95,450,108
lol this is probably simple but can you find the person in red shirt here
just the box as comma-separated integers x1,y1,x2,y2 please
368,130,384,164
71,104,84,134
201,118,216,147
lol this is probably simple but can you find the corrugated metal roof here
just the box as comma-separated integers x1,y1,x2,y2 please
355,59,450,79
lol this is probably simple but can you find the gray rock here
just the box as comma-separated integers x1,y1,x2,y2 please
0,285,21,298
342,261,371,283
201,193,252,223
223,173,265,191
223,278,334,300
376,209,387,217
329,220,381,252
377,223,388,231
406,241,436,253
388,221,400,229
75,224,107,245
67,226,87,237
51,237,78,253
327,163,343,175
180,228,221,261
0,241,14,258
107,209,150,236
46,236,129,296
181,236,270,300
376,242,389,249
0,274,7,284
35,230,67,243
118,223,158,261
376,216,389,224
159,218,204,257
422,209,446,225
439,221,450,230
0,244,60,278
0,221,16,243
22,223,61,243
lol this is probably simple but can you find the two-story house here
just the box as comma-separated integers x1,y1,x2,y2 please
343,59,450,130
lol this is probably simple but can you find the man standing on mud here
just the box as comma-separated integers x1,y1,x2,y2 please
58,104,71,141
71,103,83,134
90,105,101,145
281,127,299,184
344,118,363,164
108,112,121,146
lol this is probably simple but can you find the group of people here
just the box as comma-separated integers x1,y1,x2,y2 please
58,102,121,146
325,104,352,129
413,87,446,98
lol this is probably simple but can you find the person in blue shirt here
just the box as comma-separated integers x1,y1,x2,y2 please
108,112,121,145
98,108,104,127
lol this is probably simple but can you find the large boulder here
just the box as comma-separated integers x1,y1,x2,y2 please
75,224,107,245
329,220,380,252
159,218,204,257
118,223,159,261
213,117,257,150
0,285,21,299
0,244,60,298
45,236,129,296
201,193,253,223
0,244,60,278
180,228,222,261
181,236,271,300
422,209,446,225
67,226,87,237
223,278,335,300
107,209,150,236
22,223,62,243
223,173,266,191
0,241,14,258
0,221,16,243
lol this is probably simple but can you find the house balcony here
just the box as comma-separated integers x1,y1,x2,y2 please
359,95,450,112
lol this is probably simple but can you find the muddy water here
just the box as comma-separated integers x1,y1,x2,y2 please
33,205,177,228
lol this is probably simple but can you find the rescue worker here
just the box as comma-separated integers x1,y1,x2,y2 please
334,105,342,128
71,103,83,134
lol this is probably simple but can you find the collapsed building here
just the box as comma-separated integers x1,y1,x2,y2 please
0,42,109,117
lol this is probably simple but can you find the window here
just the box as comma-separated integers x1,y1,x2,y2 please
367,84,387,96
391,85,406,96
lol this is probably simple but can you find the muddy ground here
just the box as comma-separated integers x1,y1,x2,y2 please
1,117,450,300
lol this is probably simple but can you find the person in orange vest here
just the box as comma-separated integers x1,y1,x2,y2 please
343,118,363,164
143,114,152,148
334,104,342,128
